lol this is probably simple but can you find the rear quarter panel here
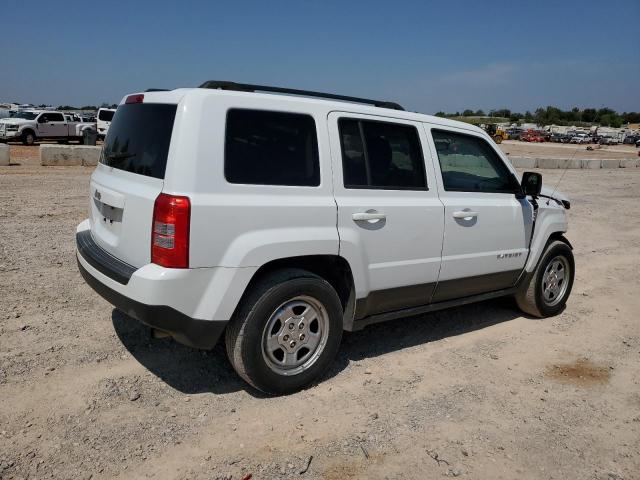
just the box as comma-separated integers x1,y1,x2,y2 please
164,90,339,268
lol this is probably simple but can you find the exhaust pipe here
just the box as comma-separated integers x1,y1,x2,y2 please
151,328,171,339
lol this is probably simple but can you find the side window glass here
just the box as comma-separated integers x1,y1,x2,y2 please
431,129,516,193
338,119,427,190
225,109,320,186
50,113,64,122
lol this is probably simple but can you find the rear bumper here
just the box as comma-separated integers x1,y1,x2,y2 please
76,228,227,349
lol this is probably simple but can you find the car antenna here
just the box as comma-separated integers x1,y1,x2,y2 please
548,110,602,204
547,145,579,204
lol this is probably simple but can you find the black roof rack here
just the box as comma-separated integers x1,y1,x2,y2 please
198,80,404,111
145,88,170,92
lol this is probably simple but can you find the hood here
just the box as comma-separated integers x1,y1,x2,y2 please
540,185,569,203
0,118,30,126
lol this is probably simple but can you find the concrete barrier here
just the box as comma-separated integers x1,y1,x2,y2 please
581,159,601,169
510,157,537,168
0,144,9,166
600,159,620,169
40,145,101,167
598,159,620,169
620,159,639,168
557,159,582,169
537,158,560,169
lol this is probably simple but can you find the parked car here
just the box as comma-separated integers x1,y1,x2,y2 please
520,129,545,142
570,133,591,144
0,110,96,145
622,135,639,145
76,81,574,394
97,108,116,139
598,136,619,145
550,133,570,143
506,128,522,140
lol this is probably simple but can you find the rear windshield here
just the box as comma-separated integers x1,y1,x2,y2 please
98,109,115,121
100,104,176,179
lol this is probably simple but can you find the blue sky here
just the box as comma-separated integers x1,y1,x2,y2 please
2,0,639,113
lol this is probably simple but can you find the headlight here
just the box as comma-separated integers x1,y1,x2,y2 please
6,125,19,131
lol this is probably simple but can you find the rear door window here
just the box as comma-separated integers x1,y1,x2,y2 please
100,104,177,179
338,118,427,190
224,109,320,186
98,109,115,121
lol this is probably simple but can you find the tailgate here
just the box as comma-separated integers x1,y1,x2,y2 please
89,102,177,268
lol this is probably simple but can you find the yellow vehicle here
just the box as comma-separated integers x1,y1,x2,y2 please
484,124,508,144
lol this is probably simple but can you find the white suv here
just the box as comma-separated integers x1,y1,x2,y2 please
76,81,574,394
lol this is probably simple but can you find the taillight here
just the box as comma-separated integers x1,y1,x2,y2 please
151,193,190,268
125,94,144,104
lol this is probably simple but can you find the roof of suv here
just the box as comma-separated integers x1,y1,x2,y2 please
125,83,486,135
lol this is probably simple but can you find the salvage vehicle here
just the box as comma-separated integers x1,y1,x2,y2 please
570,133,591,144
598,136,619,145
0,110,96,145
76,82,574,394
97,108,116,139
520,129,545,142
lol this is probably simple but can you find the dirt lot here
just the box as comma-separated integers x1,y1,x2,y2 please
500,139,639,160
1,145,639,480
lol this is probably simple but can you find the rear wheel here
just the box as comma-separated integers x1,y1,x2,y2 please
516,240,574,317
225,269,343,395
21,130,35,146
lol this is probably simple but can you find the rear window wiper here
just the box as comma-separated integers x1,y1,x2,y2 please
104,152,136,165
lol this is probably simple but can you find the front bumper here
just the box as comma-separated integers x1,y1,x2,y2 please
0,130,19,140
76,229,227,349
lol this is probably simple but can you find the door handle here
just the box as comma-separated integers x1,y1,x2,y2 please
453,210,478,219
352,212,386,222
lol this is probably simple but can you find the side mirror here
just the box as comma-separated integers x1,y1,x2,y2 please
521,171,542,197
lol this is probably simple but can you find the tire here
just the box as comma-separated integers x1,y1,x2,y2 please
493,135,503,144
21,130,35,146
516,240,575,317
225,269,343,395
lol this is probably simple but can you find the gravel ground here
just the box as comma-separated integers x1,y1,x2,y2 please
499,139,639,160
1,145,639,480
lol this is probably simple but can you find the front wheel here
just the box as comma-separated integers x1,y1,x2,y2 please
21,131,36,146
225,269,343,395
516,240,575,317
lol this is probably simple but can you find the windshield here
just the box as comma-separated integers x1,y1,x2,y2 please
100,103,176,179
11,112,38,120
98,109,115,121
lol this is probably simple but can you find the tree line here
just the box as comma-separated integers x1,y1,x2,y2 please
35,103,119,111
434,107,640,128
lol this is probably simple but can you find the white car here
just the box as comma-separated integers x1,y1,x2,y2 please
96,108,116,139
570,133,591,144
76,82,574,394
0,110,95,145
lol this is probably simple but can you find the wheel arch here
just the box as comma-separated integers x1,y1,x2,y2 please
233,255,357,331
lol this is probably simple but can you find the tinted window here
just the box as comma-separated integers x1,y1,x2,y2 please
42,113,64,122
225,109,319,186
12,112,38,120
431,129,517,193
98,109,115,121
339,119,426,190
100,104,176,179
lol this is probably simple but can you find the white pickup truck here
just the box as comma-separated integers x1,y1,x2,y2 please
0,110,96,145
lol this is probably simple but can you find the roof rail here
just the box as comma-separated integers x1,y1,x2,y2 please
145,88,170,92
198,80,404,111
